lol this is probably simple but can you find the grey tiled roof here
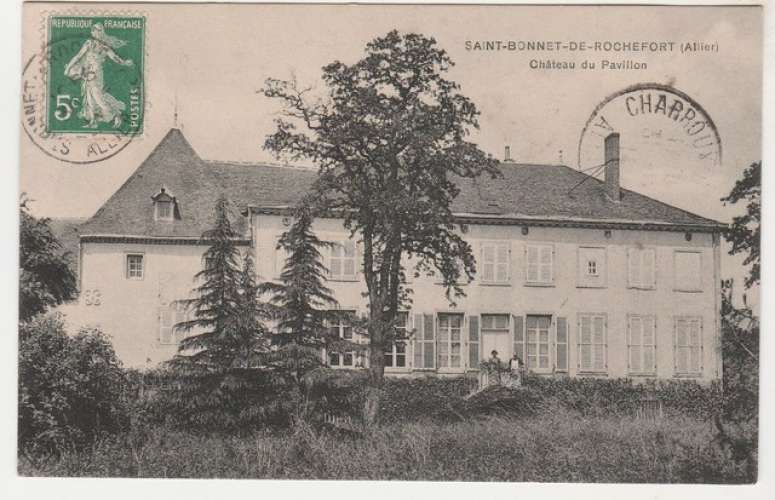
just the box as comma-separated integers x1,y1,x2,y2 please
79,129,723,239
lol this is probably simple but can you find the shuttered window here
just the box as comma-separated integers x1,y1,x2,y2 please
437,313,464,369
578,313,607,372
526,315,551,371
674,251,702,292
674,317,702,375
329,240,357,280
628,315,656,375
628,248,656,289
160,301,192,345
326,312,356,368
481,242,510,284
526,244,553,284
385,312,410,369
413,313,436,369
556,316,569,372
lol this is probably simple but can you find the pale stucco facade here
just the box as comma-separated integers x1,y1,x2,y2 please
63,213,721,382
61,129,723,381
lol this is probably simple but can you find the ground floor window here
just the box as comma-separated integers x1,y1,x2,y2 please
159,300,192,345
526,315,551,371
414,314,435,369
385,312,409,368
327,311,356,368
628,315,656,375
437,313,463,369
578,313,606,372
674,316,702,375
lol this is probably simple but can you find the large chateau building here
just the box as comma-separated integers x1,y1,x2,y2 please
64,129,725,381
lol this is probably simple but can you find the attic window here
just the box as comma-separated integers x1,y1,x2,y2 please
152,187,178,222
157,201,173,220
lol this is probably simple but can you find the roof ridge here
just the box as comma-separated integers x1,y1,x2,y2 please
204,159,318,172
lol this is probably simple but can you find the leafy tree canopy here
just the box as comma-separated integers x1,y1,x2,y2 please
263,31,500,421
19,196,78,322
721,161,760,288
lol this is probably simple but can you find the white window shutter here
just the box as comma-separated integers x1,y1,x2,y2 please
628,248,640,286
644,250,656,287
675,319,688,374
481,242,494,282
526,246,539,282
540,246,553,283
646,316,656,373
628,317,640,372
496,243,510,283
593,316,605,370
555,316,568,371
159,305,173,344
690,320,701,373
513,314,525,362
275,244,288,279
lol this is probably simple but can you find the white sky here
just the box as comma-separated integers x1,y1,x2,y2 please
20,2,762,300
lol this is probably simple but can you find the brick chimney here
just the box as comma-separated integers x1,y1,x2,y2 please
604,132,621,202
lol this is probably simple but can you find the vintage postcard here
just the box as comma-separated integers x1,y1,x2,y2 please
17,0,763,487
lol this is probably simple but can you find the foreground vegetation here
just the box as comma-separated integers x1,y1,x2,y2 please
20,408,740,482
18,310,753,483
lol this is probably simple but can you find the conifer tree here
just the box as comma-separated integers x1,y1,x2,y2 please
167,196,273,430
262,200,337,346
175,195,265,368
259,200,341,393
235,253,271,368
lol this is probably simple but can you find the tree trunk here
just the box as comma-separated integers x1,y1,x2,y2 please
363,325,386,425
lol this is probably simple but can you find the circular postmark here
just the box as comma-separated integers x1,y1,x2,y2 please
22,20,144,164
577,83,722,176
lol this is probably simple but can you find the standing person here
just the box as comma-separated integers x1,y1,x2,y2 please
489,350,502,385
509,353,524,387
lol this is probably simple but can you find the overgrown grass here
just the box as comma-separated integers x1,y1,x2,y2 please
18,406,741,482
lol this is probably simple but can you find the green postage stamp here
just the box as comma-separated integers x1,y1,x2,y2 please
47,16,144,134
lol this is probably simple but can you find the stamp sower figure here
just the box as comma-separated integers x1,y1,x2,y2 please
64,23,134,129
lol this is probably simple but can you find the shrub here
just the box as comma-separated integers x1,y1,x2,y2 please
18,315,130,454
380,376,476,424
521,375,722,418
131,365,295,433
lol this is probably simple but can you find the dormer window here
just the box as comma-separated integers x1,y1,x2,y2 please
151,187,178,222
157,200,173,220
